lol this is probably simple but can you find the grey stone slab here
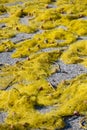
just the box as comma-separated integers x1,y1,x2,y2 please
62,116,85,130
10,33,33,43
0,112,7,124
35,105,56,114
20,16,29,25
48,60,87,87
10,30,44,43
0,23,6,28
5,1,23,6
0,13,9,19
46,4,57,8
0,52,24,65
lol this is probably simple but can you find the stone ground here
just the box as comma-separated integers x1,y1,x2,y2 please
62,116,85,130
0,1,87,130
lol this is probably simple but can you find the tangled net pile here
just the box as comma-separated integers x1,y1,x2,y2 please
0,0,87,129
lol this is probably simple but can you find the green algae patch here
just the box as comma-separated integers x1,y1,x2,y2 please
61,40,87,66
